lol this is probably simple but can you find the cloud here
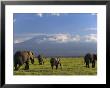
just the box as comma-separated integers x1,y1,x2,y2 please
71,35,80,42
14,40,22,44
36,13,43,17
51,13,60,16
46,33,96,43
84,34,97,43
48,34,69,43
14,37,33,44
37,34,80,43
14,33,50,44
14,33,97,44
47,34,80,43
14,33,37,44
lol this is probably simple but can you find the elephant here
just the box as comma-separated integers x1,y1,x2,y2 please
84,53,97,68
91,54,97,68
14,51,35,71
37,55,44,65
84,53,92,68
50,57,62,70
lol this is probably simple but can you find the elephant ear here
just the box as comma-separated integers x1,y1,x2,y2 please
28,51,34,59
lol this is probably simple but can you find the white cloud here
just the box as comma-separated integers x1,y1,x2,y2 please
14,37,33,44
14,33,51,44
36,13,43,17
84,34,97,43
14,40,22,44
48,34,69,43
47,34,80,43
71,35,80,42
48,33,97,43
51,13,60,16
14,33,97,44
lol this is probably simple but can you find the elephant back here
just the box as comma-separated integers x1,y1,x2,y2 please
14,51,23,65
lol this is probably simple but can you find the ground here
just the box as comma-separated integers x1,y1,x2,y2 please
14,57,97,75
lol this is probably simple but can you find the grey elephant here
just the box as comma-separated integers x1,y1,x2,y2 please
14,51,35,71
37,55,44,65
91,54,97,68
84,53,92,68
50,57,62,70
84,53,97,68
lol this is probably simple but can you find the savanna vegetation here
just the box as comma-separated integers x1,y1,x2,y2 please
14,57,97,75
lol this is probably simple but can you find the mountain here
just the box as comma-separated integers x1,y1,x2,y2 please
14,36,97,57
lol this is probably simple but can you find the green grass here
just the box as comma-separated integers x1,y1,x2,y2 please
14,57,97,75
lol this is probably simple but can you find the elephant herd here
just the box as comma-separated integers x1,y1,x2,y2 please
14,51,61,71
14,51,97,71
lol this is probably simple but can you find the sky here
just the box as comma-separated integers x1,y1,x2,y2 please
13,13,97,56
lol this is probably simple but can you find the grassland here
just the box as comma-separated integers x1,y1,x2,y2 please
14,57,97,75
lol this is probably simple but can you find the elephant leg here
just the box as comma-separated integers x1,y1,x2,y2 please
92,61,95,68
92,61,93,68
88,63,89,68
25,64,29,70
86,62,89,68
25,61,29,70
31,59,34,64
40,60,44,65
60,63,62,69
87,61,89,68
39,61,42,65
94,62,95,68
39,60,41,65
14,64,18,71
86,62,88,67
17,64,22,70
56,65,58,70
51,64,53,70
42,60,44,65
